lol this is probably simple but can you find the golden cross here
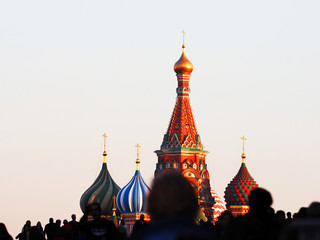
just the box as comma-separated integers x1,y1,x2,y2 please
182,30,186,45
103,133,107,152
241,136,247,154
136,144,141,160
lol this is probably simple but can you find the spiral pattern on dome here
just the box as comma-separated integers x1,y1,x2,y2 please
224,162,258,207
116,170,150,213
211,189,226,221
80,162,120,216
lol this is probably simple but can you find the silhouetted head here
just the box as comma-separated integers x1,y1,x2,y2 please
88,202,101,220
36,222,42,228
71,214,76,221
120,219,125,225
0,223,10,236
56,219,61,227
249,188,273,213
307,201,320,218
297,207,308,218
147,170,198,222
287,212,292,219
25,220,31,227
140,214,145,221
49,218,54,224
218,210,233,229
275,210,286,224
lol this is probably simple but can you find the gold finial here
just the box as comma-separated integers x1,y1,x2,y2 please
112,195,116,215
135,144,141,170
103,133,107,163
182,30,186,48
241,136,247,163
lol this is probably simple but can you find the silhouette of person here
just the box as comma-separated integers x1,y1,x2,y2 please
117,219,129,240
62,220,72,240
214,210,233,240
0,223,13,240
69,214,79,240
35,222,45,240
54,219,64,240
78,202,120,240
281,201,320,240
225,188,279,240
131,170,217,240
44,218,56,240
307,201,320,218
15,225,30,240
132,214,147,235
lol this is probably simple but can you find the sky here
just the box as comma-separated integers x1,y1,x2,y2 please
1,0,320,236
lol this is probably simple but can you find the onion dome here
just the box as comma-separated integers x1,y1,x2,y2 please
116,144,151,213
174,32,193,74
211,189,226,221
80,133,120,217
224,137,259,207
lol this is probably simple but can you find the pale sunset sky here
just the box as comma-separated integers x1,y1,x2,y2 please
1,0,319,235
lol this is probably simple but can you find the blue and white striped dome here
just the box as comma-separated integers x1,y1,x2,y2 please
116,147,151,213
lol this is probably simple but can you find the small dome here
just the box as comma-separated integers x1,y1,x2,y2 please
116,169,150,213
211,189,226,221
224,162,258,207
80,162,120,216
174,45,193,74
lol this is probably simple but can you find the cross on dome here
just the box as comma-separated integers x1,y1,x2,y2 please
136,144,141,170
241,136,247,163
103,133,107,161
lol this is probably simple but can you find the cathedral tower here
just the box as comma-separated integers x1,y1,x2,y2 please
155,35,214,217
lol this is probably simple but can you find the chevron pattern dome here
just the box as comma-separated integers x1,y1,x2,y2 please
211,189,226,221
224,161,258,207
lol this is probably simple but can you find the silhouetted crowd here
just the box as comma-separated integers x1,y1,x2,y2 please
1,171,319,240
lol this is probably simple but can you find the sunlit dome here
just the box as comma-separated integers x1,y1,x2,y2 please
224,153,259,207
79,134,120,216
116,145,151,213
174,44,193,75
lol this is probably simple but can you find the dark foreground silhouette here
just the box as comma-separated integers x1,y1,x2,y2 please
5,172,320,240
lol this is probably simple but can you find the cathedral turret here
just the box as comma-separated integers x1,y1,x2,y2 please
116,144,151,234
155,33,214,217
224,136,259,217
80,133,120,217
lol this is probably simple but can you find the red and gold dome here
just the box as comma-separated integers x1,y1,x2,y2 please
224,137,258,216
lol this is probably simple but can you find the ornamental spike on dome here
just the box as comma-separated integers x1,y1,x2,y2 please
116,144,151,214
103,133,107,163
224,136,259,216
174,30,193,75
241,136,247,163
80,133,120,217
136,144,141,170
